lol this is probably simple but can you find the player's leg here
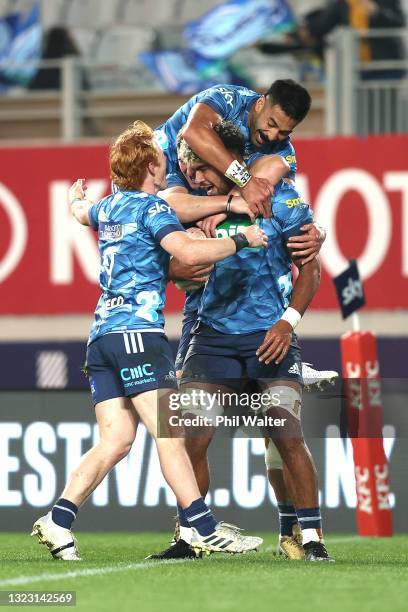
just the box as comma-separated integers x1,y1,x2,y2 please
261,380,334,562
32,395,138,561
130,332,262,557
264,438,303,559
61,397,138,505
246,333,334,561
133,387,262,557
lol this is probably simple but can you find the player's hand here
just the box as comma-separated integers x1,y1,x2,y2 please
287,222,326,265
229,196,256,221
256,320,292,365
243,225,268,249
240,176,272,219
197,213,227,238
69,178,87,204
169,258,213,283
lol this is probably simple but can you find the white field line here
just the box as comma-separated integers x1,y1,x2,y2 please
0,559,189,588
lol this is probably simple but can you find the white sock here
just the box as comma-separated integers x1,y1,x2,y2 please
301,528,320,545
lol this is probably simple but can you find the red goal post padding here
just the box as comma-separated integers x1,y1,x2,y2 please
341,331,393,536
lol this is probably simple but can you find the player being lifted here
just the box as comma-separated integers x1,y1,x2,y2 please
148,122,334,563
31,121,267,561
155,79,338,389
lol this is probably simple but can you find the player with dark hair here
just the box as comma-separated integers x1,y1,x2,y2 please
148,122,333,562
155,80,312,219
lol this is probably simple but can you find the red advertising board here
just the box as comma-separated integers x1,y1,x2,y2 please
1,135,407,314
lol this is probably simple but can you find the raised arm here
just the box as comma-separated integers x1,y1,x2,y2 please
183,103,273,218
68,179,93,226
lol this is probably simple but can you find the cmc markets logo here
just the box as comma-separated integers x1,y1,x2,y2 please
120,364,154,381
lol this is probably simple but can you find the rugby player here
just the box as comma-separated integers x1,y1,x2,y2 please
155,80,310,218
149,125,334,563
31,121,268,561
156,80,338,390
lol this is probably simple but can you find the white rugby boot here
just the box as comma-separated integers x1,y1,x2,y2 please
31,512,81,561
301,363,339,391
190,522,263,556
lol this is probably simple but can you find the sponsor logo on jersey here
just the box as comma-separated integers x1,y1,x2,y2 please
105,295,125,310
99,222,123,240
148,202,172,217
215,217,261,250
217,87,234,108
285,154,296,165
154,129,169,150
285,197,302,209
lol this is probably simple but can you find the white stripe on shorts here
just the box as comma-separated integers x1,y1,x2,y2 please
137,333,144,353
123,333,131,354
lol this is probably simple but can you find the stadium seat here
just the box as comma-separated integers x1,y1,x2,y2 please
40,0,68,28
119,0,181,26
178,0,221,23
71,28,99,59
65,0,121,29
95,25,155,65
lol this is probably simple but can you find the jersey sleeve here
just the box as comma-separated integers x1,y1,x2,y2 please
166,171,189,190
276,187,314,241
277,141,297,179
196,85,242,119
88,200,103,231
143,197,185,243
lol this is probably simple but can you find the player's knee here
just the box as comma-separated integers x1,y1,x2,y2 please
264,438,283,470
100,438,133,462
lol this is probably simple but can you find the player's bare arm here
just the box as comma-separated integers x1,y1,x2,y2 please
257,256,321,365
161,224,268,266
287,223,326,265
183,102,273,218
168,227,214,285
159,185,255,223
68,179,93,226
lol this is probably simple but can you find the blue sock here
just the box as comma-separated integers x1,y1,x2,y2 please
52,498,78,529
296,507,322,532
278,503,298,536
177,505,190,528
183,498,217,536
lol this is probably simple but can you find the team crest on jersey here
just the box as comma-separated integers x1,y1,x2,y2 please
99,222,123,240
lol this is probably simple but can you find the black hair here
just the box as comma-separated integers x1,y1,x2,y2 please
181,120,245,162
213,121,245,157
266,79,311,123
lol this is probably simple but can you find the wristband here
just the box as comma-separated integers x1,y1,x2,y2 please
71,197,84,204
226,194,234,213
230,232,249,252
280,307,302,330
225,160,252,188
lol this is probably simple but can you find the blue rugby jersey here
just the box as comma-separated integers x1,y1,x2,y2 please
197,180,314,334
87,190,184,344
154,84,297,178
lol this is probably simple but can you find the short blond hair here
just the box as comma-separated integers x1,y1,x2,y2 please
110,120,160,190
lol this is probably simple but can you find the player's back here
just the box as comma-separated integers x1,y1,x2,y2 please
198,181,313,334
88,190,182,343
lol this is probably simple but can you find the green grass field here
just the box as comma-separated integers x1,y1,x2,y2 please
0,533,407,612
